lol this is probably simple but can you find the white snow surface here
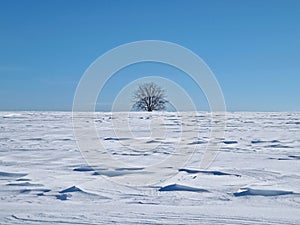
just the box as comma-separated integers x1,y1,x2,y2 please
0,111,300,224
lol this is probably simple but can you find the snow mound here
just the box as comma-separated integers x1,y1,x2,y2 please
7,182,43,187
57,185,109,201
179,168,241,177
289,155,300,160
233,188,294,197
223,141,238,144
159,184,209,192
2,113,23,118
59,186,83,193
59,185,101,196
188,140,208,145
251,140,279,144
104,137,130,141
115,167,144,171
20,188,51,194
93,168,145,177
56,186,89,201
269,155,300,160
16,178,31,181
0,171,27,178
73,166,94,172
266,144,292,148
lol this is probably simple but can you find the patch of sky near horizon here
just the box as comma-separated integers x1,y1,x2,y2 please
0,0,299,111
96,62,209,112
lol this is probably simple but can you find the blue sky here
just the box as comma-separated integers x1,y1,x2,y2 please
0,0,299,111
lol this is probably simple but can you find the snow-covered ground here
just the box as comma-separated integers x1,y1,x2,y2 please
0,111,299,224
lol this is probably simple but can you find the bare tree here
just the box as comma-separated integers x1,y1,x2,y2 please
132,82,167,112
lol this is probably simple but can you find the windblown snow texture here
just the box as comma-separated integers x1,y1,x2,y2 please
0,111,300,224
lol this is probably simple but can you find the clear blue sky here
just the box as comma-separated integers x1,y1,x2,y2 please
0,0,299,111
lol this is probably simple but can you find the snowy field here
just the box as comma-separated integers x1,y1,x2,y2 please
0,111,300,224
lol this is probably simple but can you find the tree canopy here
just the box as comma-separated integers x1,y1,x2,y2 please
132,82,167,112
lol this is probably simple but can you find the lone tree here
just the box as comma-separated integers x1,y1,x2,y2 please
132,82,167,112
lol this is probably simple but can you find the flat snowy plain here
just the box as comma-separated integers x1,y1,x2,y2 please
0,111,299,224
